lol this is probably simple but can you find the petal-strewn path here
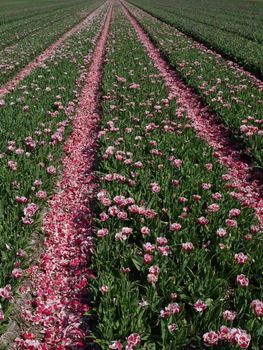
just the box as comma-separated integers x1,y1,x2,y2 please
14,4,112,349
122,2,263,225
0,2,107,99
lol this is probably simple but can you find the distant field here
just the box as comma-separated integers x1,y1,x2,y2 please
0,0,90,24
0,0,101,85
129,0,263,77
125,0,263,167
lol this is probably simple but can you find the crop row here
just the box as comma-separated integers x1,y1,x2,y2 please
0,0,103,86
129,0,263,77
123,2,263,168
0,2,108,333
89,6,262,349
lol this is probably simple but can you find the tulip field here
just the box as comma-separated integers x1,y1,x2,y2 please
0,0,262,349
129,0,263,78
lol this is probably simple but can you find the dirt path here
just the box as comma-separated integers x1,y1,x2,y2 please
0,2,107,99
12,4,112,350
122,2,263,226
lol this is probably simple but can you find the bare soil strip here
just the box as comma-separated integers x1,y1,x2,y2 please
122,2,263,225
0,2,106,99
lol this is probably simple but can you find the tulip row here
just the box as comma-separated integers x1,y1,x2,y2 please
0,2,107,334
128,0,263,78
0,0,103,85
123,2,263,168
89,6,262,350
